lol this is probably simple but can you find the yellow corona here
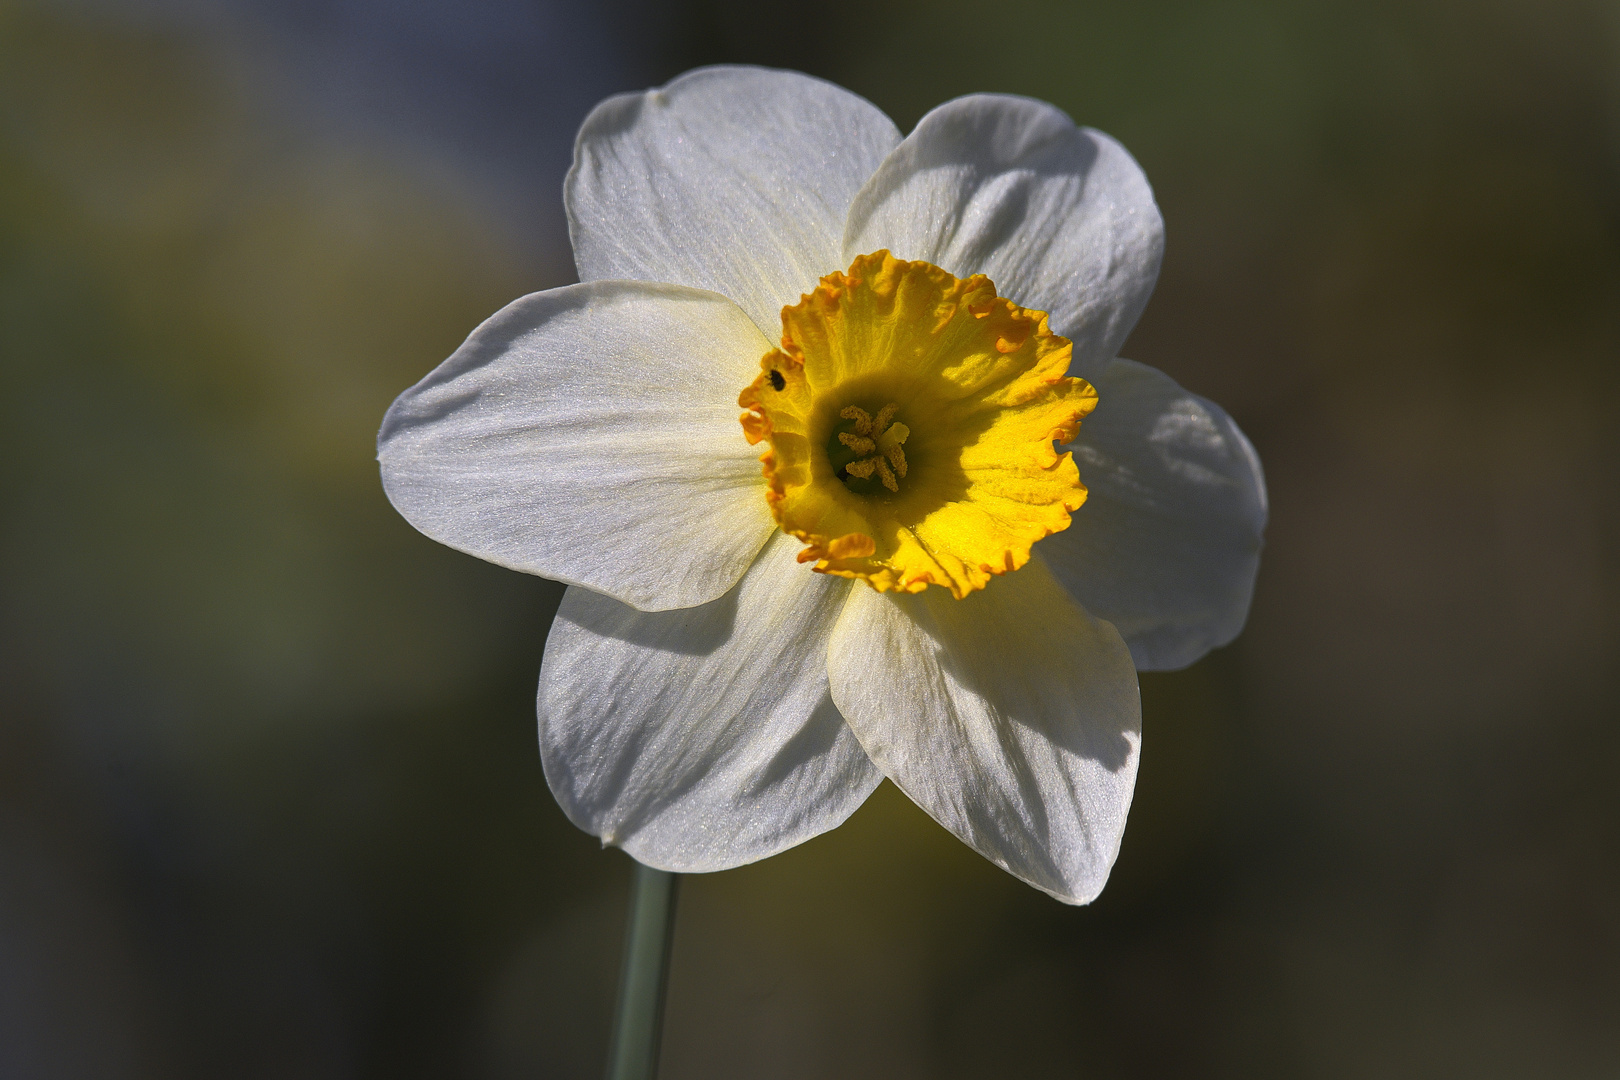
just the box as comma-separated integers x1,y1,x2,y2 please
739,251,1097,598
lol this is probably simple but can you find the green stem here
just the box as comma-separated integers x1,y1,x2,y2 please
604,861,679,1080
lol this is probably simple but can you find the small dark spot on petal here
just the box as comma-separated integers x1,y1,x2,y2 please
769,369,786,391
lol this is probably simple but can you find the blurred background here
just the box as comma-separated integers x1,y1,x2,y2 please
2,0,1617,1075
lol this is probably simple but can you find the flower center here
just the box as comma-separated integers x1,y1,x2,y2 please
834,404,910,491
738,251,1096,598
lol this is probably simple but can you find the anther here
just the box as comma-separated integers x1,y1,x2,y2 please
837,402,910,492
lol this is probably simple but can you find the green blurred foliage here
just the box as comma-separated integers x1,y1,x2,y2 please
2,0,1619,1077
0,5,586,1075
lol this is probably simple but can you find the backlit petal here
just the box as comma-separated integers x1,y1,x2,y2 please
568,65,901,337
1041,359,1267,671
827,557,1141,904
844,94,1163,382
378,281,774,612
539,532,877,872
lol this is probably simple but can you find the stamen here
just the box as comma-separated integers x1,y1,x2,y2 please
838,432,877,455
872,403,898,435
836,402,910,492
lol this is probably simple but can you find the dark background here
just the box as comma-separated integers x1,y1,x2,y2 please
3,0,1618,1076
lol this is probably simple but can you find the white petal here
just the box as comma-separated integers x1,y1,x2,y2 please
827,559,1141,904
566,65,901,337
378,280,775,612
1042,359,1268,671
539,532,877,872
843,94,1164,382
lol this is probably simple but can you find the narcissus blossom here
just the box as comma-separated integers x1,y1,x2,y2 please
378,67,1266,903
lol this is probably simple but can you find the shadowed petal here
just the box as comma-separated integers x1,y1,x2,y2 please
1042,359,1268,671
539,532,877,872
827,558,1141,904
844,94,1163,382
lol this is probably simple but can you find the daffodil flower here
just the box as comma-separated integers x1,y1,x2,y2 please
378,67,1266,904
